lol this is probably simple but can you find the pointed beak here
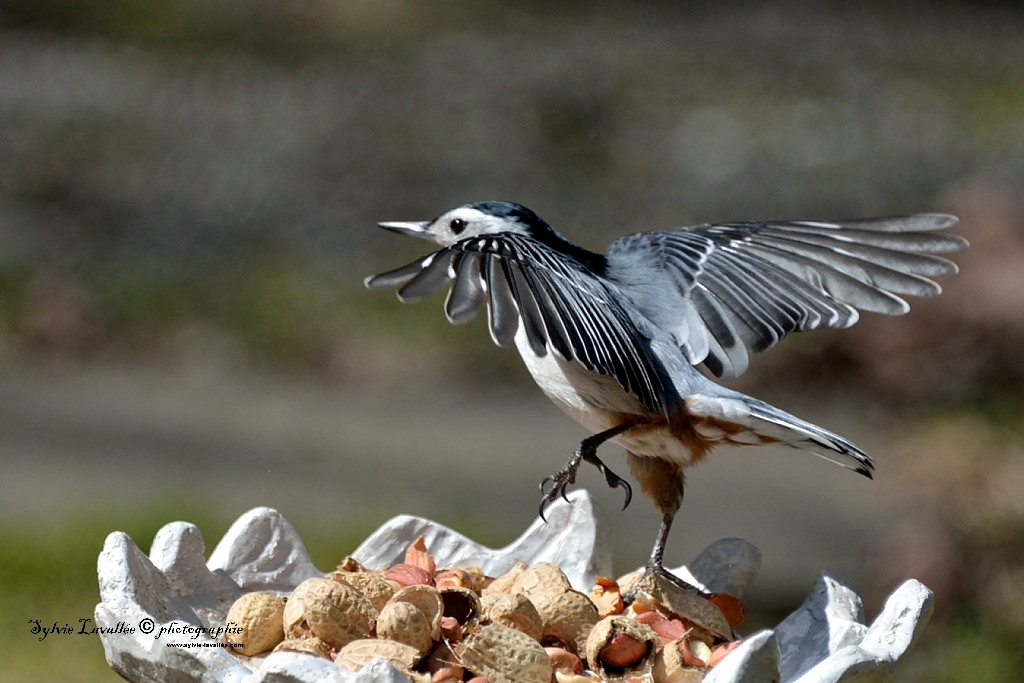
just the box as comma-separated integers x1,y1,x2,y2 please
377,221,432,239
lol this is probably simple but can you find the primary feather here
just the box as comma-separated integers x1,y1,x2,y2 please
605,214,966,379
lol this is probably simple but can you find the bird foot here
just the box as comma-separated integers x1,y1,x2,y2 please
538,449,632,522
538,423,638,522
538,452,582,522
622,563,734,642
642,562,706,596
622,563,705,606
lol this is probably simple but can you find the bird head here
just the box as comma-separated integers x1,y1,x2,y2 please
378,201,551,247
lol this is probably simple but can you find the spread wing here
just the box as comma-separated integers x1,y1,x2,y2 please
605,214,967,380
365,233,671,414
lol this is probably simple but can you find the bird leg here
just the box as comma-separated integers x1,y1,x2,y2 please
625,453,701,590
641,512,706,593
538,421,639,521
648,511,675,571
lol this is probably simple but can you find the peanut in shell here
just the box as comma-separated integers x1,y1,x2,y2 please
377,600,434,657
283,577,376,650
223,592,286,656
506,563,574,596
456,622,553,683
501,563,597,654
336,638,423,674
332,570,396,612
481,561,528,598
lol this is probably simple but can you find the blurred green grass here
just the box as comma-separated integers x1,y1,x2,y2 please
901,617,1023,683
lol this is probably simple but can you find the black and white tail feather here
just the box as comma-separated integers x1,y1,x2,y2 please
684,392,875,477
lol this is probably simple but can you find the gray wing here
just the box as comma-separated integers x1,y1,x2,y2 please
365,234,672,414
604,214,967,380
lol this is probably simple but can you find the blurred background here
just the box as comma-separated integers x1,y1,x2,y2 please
0,1,1022,680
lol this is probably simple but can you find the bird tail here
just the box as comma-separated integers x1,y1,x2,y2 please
684,393,875,478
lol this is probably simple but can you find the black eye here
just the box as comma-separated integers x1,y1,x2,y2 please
450,218,467,235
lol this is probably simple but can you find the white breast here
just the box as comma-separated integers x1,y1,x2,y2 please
513,326,647,432
512,326,699,466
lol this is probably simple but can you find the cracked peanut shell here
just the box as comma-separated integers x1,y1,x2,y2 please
585,615,658,679
487,593,543,642
440,585,482,624
388,584,444,641
652,638,705,683
632,572,732,643
502,563,598,653
529,588,600,654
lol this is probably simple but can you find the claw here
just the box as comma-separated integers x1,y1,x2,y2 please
538,458,581,523
539,474,572,503
619,479,632,510
594,460,632,510
537,421,641,524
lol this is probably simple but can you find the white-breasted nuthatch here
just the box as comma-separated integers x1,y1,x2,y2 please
365,201,966,587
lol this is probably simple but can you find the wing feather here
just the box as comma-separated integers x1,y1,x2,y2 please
364,255,433,291
484,255,518,347
444,251,487,324
504,259,550,357
738,234,945,298
367,233,671,413
396,251,457,303
606,214,966,379
501,238,666,411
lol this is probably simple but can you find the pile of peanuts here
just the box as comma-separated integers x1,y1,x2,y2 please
221,538,744,683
